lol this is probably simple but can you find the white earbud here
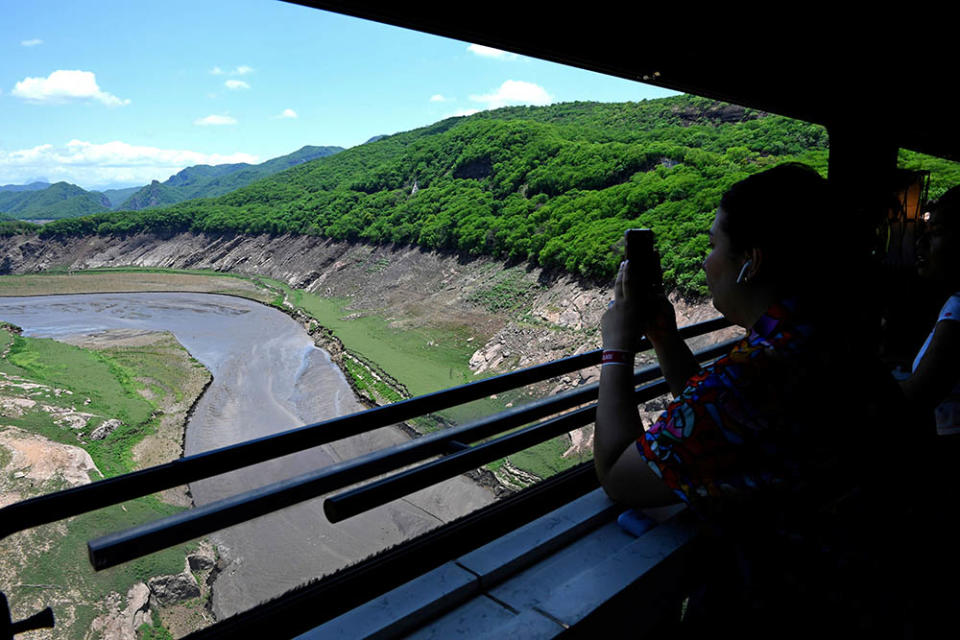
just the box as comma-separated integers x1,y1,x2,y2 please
736,260,753,284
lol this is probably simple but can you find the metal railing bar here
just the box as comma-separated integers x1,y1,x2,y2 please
322,378,671,523
180,464,600,640
83,379,616,570
0,338,597,539
0,316,731,541
85,337,738,569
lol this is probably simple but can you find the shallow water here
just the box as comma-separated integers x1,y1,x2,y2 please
0,293,493,618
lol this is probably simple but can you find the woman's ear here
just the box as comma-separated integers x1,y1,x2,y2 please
737,248,763,284
747,248,763,280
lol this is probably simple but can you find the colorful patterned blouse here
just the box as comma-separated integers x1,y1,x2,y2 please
636,299,824,506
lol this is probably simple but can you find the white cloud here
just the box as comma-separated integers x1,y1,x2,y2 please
275,108,297,119
225,79,250,90
469,80,552,109
467,44,518,60
429,94,449,102
21,39,43,47
0,140,258,189
212,65,253,76
11,70,130,107
194,114,237,126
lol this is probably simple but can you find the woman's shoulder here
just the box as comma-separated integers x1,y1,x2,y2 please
939,293,960,322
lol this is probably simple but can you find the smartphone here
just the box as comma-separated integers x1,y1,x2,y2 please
625,228,658,288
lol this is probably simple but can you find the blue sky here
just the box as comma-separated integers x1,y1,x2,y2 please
1,0,677,190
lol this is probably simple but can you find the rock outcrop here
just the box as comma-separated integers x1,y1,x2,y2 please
90,418,122,440
90,582,151,640
147,559,201,606
0,426,100,495
188,544,217,571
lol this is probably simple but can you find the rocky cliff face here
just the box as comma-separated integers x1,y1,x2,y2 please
0,232,738,389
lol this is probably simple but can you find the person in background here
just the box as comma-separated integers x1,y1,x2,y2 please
900,185,960,435
898,185,960,634
594,163,907,637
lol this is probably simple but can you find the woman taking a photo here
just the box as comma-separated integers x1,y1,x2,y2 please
594,163,905,635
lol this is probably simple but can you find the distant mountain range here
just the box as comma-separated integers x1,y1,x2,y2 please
0,182,111,220
117,145,342,210
0,145,343,221
0,181,51,192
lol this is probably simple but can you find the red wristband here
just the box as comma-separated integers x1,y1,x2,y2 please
601,349,634,366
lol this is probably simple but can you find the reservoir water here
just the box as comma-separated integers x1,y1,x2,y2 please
0,293,493,618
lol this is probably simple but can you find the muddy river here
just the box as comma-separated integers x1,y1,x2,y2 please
0,293,493,618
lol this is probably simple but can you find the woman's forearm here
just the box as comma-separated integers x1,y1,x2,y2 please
648,330,698,397
594,357,680,507
594,359,644,481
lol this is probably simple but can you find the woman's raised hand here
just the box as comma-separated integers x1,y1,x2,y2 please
601,256,677,351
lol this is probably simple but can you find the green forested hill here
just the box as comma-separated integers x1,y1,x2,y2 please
118,144,344,210
99,186,140,208
0,181,111,220
43,96,828,294
119,180,183,210
37,95,960,295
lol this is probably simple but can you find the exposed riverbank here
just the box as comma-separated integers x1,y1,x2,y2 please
0,291,497,632
0,232,738,486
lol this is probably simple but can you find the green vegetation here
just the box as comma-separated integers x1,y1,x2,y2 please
1,332,155,476
507,436,586,480
898,148,960,198
138,611,175,640
262,278,508,426
34,96,835,296
265,279,478,398
100,186,140,209
11,101,960,493
0,219,39,236
0,323,207,640
118,145,343,210
0,148,344,223
14,497,190,610
342,357,404,405
0,181,111,220
468,266,543,313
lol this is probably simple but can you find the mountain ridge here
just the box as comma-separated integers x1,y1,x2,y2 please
0,181,51,193
0,145,344,221
11,96,960,294
0,182,110,220
117,144,344,210
35,95,835,295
